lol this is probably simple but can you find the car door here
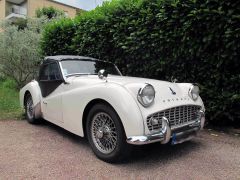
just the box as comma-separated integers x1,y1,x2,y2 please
38,62,64,124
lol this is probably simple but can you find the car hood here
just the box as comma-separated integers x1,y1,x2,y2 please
106,76,190,100
106,75,185,96
68,75,193,101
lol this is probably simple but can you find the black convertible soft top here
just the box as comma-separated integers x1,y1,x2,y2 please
43,55,110,64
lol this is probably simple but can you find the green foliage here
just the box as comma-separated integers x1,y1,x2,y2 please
0,18,46,89
41,0,240,125
36,6,65,19
1,78,17,89
14,18,28,30
0,80,23,120
41,18,76,55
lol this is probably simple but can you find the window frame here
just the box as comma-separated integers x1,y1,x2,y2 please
38,61,64,82
59,59,122,77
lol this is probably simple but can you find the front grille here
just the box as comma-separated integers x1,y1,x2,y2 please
147,105,201,132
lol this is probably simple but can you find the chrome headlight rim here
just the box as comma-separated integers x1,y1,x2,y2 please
188,84,200,101
137,83,155,107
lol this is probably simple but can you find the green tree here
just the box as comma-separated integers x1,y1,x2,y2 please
36,6,65,19
0,18,47,89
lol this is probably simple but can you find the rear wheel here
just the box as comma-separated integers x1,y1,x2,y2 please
25,94,40,124
86,103,131,163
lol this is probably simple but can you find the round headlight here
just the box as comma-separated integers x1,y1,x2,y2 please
189,85,199,101
137,84,155,107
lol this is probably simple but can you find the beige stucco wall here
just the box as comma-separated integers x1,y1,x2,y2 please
0,0,79,20
0,0,6,20
28,0,77,18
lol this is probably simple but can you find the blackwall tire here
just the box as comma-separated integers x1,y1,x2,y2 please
86,103,132,163
25,94,40,124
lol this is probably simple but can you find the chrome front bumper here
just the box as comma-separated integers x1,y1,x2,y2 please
127,111,205,145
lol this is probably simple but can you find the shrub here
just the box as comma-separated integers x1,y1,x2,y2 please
14,18,28,30
41,18,76,55
0,18,47,89
41,0,240,125
36,6,65,19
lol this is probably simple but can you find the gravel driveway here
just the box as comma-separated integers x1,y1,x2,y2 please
0,120,239,180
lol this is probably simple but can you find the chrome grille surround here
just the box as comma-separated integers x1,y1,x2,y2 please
147,105,201,132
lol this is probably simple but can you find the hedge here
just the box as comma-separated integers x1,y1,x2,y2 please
41,18,76,55
41,0,240,125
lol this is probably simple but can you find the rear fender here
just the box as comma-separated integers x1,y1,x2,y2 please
19,80,42,118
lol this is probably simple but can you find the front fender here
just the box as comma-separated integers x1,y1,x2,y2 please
62,82,145,137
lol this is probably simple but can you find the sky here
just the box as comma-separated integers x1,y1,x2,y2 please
53,0,106,11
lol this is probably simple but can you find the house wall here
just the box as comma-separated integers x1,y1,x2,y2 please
0,0,6,20
28,0,78,18
20,1,27,15
0,0,79,20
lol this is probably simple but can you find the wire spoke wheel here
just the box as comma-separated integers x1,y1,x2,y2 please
91,112,118,154
26,97,34,119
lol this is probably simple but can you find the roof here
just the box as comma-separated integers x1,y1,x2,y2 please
45,55,97,61
43,55,113,64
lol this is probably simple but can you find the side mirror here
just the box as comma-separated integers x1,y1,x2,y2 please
98,69,108,80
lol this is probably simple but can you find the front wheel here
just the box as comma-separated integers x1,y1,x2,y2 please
86,103,132,163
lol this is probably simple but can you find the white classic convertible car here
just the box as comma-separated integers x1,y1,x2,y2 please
20,55,205,162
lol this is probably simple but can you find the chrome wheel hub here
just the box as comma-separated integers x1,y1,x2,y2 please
96,129,104,139
91,112,117,154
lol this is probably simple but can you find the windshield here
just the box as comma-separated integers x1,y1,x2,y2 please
61,60,121,77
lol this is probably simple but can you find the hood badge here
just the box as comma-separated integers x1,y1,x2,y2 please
169,87,176,95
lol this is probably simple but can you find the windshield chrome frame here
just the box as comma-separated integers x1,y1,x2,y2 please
58,61,68,82
59,59,122,78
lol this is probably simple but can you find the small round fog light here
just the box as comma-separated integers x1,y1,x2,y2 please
150,117,159,126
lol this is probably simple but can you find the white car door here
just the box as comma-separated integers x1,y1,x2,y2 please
38,62,64,124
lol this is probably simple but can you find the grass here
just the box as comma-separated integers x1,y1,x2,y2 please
0,80,24,120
